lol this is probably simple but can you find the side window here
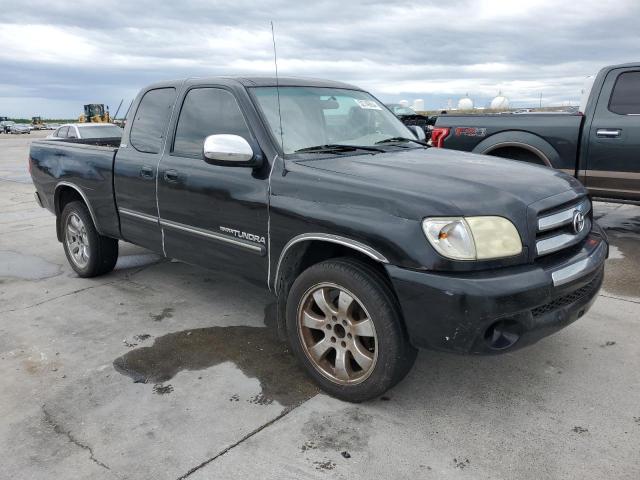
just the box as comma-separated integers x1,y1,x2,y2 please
58,126,69,138
609,71,640,115
173,88,251,158
67,127,78,139
130,88,177,154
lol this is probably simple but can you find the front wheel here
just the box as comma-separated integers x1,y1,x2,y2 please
286,258,417,402
61,201,118,277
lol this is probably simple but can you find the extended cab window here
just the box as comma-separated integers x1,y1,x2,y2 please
173,88,251,158
609,71,640,115
130,87,177,154
57,126,69,138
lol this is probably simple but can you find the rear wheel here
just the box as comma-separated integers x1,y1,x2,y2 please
286,258,416,402
61,201,118,277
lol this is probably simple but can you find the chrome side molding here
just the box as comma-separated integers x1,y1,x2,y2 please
118,207,159,223
160,218,265,255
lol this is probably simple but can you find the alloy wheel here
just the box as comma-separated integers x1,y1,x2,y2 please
65,213,90,268
297,282,378,385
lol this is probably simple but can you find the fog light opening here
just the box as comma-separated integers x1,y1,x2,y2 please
485,319,521,350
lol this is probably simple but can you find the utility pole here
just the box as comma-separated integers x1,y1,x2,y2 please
539,93,542,109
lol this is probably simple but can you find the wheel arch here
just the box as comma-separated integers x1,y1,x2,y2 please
271,234,393,340
272,234,389,295
54,182,101,241
472,131,561,167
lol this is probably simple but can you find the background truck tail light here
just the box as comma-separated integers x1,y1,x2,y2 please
430,127,450,148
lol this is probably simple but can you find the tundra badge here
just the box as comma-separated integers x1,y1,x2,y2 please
219,226,266,244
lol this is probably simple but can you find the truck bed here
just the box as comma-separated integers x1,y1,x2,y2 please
29,139,121,238
434,113,584,172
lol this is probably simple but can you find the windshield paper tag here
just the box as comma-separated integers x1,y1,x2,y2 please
355,99,382,110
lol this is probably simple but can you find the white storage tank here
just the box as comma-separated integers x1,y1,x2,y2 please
490,92,510,110
457,95,474,111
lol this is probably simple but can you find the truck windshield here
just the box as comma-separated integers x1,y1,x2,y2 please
252,87,415,154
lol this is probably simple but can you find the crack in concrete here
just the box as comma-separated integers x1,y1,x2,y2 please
0,282,115,314
42,406,111,471
176,400,313,479
0,261,164,314
599,293,640,305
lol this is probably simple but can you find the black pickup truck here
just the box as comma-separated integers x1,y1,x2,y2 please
30,77,608,402
432,63,640,203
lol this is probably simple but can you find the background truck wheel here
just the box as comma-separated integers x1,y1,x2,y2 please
286,258,417,402
61,201,118,277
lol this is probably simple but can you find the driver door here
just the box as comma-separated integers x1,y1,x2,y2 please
157,86,269,282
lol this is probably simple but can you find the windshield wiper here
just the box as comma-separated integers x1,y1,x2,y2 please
294,144,385,154
375,137,430,147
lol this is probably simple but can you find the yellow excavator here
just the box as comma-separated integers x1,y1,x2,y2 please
78,104,110,123
31,116,46,129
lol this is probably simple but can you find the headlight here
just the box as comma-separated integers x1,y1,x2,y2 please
422,216,522,260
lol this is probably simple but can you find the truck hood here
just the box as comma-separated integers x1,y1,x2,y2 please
294,147,585,218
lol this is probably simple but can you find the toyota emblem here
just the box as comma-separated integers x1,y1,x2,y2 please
572,210,585,234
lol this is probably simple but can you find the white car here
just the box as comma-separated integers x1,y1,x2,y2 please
48,123,123,140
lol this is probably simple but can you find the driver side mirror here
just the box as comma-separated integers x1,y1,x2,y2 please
408,125,426,142
203,134,262,168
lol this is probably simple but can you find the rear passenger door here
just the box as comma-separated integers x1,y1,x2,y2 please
157,86,269,281
114,87,178,253
584,68,640,201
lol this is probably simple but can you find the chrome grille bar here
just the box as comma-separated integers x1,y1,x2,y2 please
537,198,591,232
536,218,591,256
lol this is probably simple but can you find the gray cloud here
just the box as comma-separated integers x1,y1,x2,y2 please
1,0,639,117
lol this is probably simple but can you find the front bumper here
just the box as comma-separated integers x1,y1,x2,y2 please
387,224,608,354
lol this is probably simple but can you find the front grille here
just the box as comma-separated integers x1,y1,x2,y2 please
531,274,601,318
535,198,591,257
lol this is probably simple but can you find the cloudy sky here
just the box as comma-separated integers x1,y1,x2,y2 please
1,0,639,117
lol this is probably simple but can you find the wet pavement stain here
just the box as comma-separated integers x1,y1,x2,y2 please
150,307,174,322
112,326,318,407
301,407,372,453
602,232,640,298
0,251,61,280
454,458,471,469
153,384,174,395
248,393,274,405
596,211,640,299
313,460,336,471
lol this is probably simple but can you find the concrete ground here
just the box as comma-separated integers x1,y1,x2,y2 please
1,131,639,479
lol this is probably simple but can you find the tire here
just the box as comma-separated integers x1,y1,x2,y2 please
61,201,118,277
286,258,417,402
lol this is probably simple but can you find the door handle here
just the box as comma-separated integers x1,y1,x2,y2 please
164,169,180,182
140,165,154,179
596,128,621,138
